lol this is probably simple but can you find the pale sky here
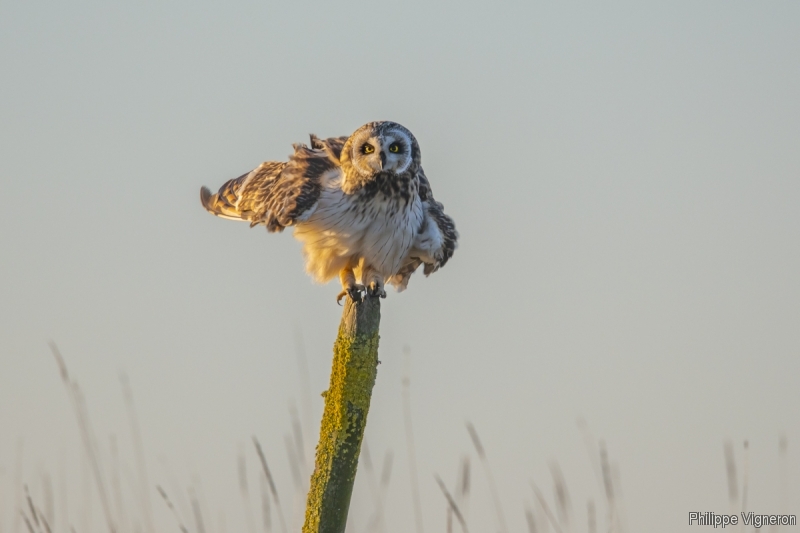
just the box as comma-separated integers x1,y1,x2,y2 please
1,1,799,532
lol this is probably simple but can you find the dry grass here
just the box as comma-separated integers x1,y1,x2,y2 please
360,442,393,533
252,437,288,533
4,344,789,533
48,342,116,533
466,422,508,533
402,346,425,533
157,485,189,533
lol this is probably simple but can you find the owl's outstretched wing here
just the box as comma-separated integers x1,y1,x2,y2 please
388,168,458,291
309,134,348,160
200,137,341,233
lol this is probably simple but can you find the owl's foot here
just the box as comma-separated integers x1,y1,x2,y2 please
366,281,387,299
336,284,365,305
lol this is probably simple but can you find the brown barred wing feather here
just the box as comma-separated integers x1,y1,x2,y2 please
416,167,458,275
422,198,458,275
200,139,341,233
200,162,285,226
309,134,348,160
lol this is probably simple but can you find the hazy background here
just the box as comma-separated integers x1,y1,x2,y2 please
1,1,798,532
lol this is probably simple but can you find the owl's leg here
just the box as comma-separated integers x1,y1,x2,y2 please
361,263,387,299
336,266,364,304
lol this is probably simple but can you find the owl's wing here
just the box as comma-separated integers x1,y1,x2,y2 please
416,167,458,273
309,134,348,160
388,168,458,291
420,195,458,275
200,138,341,233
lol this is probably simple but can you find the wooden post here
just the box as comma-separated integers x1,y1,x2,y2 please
302,295,381,533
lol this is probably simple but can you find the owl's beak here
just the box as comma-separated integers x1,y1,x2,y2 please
379,151,386,169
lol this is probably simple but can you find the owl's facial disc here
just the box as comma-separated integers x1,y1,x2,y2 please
348,122,416,178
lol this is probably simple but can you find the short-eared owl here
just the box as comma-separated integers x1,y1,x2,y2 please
200,121,458,302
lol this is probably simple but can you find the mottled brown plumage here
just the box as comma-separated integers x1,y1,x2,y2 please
200,121,458,301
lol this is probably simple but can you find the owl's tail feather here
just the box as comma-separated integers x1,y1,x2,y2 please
200,186,248,222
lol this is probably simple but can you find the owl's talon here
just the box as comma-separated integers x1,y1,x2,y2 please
366,283,387,299
336,285,364,304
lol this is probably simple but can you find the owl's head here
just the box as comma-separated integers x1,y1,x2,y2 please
341,121,420,190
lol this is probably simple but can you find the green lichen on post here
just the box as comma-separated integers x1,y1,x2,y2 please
303,295,381,533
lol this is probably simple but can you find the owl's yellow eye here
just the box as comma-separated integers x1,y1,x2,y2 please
362,143,375,154
389,143,400,153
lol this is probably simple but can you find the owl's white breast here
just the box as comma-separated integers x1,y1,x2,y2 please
292,173,423,283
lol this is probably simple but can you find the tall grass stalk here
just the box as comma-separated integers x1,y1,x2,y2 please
361,443,392,533
434,475,469,533
120,374,154,533
259,475,272,533
14,438,24,533
58,449,68,533
109,437,126,533
742,440,750,518
466,423,507,533
0,465,4,533
253,438,288,533
283,436,303,493
530,481,563,533
576,419,604,494
156,486,188,533
21,485,53,533
289,403,308,489
158,459,191,531
587,500,596,533
598,441,621,533
402,347,425,533
188,488,207,533
49,343,116,533
447,456,470,533
39,474,53,532
293,331,315,460
723,440,738,518
238,449,257,533
548,462,570,532
524,506,537,533
779,435,788,519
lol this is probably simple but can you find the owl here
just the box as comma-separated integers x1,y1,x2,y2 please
200,121,458,303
